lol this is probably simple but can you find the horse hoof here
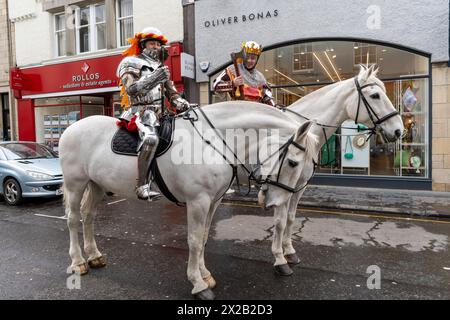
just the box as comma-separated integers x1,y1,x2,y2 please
88,256,106,269
274,264,293,276
194,288,215,300
285,253,301,265
203,274,217,289
72,263,89,275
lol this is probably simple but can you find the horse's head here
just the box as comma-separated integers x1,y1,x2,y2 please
345,65,404,143
258,120,320,209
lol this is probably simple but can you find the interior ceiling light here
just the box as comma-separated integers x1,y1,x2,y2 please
313,52,335,82
273,69,305,92
324,51,342,81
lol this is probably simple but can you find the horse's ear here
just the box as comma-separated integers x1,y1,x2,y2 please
295,120,320,162
372,65,380,78
295,120,314,141
358,64,371,83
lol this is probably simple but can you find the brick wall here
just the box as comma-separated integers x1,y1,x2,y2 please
432,63,450,192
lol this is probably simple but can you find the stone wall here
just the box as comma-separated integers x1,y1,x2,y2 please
432,62,450,191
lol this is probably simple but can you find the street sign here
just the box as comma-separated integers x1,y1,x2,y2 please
181,52,195,79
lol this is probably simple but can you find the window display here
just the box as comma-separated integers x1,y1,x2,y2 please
210,40,430,180
35,95,105,153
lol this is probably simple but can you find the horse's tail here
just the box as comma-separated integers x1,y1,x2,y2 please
63,181,102,219
80,181,97,218
63,183,69,219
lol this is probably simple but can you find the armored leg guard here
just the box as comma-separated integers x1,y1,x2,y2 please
136,125,161,200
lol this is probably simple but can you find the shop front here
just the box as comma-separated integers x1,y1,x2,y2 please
194,0,449,190
11,43,184,152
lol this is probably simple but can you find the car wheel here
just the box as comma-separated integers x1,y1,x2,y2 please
3,178,23,206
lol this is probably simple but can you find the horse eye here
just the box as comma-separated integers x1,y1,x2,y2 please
288,159,299,167
370,93,380,99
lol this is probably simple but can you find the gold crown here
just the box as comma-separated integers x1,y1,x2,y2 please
241,41,262,56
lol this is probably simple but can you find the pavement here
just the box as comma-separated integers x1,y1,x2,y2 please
1,195,450,300
225,184,450,217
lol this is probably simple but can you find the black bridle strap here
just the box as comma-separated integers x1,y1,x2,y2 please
186,106,310,194
263,158,317,194
354,77,399,129
374,111,400,126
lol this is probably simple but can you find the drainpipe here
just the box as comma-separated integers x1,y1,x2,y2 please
182,0,199,103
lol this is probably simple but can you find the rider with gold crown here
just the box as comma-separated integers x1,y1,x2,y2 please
117,27,190,200
213,41,275,106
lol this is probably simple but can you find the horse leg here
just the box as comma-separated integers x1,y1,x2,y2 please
186,195,215,300
199,199,222,290
282,192,304,266
81,181,107,269
65,184,89,275
272,203,293,276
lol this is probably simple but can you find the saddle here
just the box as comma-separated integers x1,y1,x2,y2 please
111,116,174,157
111,116,182,205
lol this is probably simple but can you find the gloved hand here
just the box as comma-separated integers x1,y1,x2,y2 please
173,97,190,112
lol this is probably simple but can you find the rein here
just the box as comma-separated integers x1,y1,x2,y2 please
279,76,399,166
182,106,315,194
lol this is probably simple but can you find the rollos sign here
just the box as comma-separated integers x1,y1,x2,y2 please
12,54,122,98
62,62,118,90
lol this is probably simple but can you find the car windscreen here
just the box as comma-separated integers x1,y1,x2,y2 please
1,143,57,160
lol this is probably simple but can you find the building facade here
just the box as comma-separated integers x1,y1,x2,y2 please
8,0,450,192
192,0,450,191
8,0,185,152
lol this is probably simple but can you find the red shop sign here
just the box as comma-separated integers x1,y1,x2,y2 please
14,42,183,99
15,54,123,97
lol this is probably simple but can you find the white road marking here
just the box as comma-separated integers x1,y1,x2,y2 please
107,199,127,205
34,214,67,220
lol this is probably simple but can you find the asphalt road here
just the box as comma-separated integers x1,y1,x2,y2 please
1,195,450,300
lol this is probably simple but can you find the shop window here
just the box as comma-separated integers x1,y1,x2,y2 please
76,2,106,54
210,40,430,179
116,0,134,48
34,96,105,152
54,13,66,57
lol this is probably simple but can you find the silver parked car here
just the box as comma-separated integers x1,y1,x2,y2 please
0,142,63,205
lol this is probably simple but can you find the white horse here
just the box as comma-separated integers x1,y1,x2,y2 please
59,102,317,300
258,65,405,276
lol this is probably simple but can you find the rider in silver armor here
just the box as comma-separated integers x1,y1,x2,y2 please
117,27,189,200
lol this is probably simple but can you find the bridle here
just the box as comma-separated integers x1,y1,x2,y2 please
354,77,399,139
182,76,399,196
281,76,401,167
183,107,315,196
251,135,317,194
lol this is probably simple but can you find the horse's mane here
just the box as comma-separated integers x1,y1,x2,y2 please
291,81,342,108
201,101,297,130
290,74,386,110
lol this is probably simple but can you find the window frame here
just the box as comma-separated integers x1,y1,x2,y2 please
54,12,67,57
353,42,377,67
292,43,314,73
116,0,134,48
75,3,107,54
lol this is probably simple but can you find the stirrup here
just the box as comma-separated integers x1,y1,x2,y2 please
136,185,161,201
